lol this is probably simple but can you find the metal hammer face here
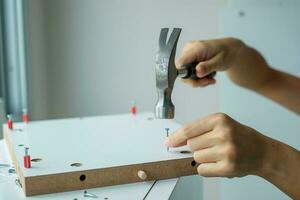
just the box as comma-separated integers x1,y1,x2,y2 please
155,28,182,119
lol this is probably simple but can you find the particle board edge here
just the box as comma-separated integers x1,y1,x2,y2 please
24,157,197,196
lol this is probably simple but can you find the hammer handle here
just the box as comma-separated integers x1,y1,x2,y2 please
182,62,216,80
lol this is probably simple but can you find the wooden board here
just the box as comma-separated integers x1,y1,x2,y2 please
4,112,197,196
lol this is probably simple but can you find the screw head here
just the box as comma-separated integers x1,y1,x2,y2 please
24,147,29,155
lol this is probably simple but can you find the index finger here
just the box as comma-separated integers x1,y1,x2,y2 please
165,114,217,148
175,42,207,69
176,49,198,69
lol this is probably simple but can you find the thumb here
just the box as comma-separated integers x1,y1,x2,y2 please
196,52,224,77
176,50,198,70
176,46,208,69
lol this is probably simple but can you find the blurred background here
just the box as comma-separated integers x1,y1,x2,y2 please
0,0,299,199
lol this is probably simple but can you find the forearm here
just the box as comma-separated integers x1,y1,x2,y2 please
258,69,300,114
258,136,300,199
226,42,272,92
226,41,300,114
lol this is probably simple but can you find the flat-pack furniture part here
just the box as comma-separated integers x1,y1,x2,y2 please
4,112,197,196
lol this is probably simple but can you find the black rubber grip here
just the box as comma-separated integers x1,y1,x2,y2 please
182,62,216,80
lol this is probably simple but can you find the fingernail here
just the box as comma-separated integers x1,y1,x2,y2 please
196,66,205,77
197,72,204,78
164,138,170,147
175,59,181,67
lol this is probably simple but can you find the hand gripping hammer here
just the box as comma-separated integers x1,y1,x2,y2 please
154,28,216,119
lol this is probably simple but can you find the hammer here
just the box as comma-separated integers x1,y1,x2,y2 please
154,28,216,119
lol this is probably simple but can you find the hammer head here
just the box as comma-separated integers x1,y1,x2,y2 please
154,28,181,119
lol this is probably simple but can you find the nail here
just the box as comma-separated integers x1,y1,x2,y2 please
83,190,98,198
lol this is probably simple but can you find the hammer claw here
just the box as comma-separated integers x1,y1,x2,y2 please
166,28,182,49
159,28,169,49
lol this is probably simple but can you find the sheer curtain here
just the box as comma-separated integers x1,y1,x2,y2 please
0,0,29,122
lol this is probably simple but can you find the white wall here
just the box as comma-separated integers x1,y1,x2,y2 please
27,0,49,119
219,3,300,200
28,0,221,123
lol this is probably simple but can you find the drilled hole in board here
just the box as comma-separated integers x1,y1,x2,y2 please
18,144,24,147
147,117,154,121
180,150,191,154
79,174,86,182
104,197,109,200
70,163,82,167
31,158,42,162
191,160,197,167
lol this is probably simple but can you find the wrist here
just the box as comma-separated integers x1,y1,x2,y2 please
256,136,286,179
255,136,300,199
222,37,245,56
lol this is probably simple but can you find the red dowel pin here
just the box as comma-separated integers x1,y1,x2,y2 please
22,108,29,123
7,114,13,130
24,147,31,168
131,100,137,115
